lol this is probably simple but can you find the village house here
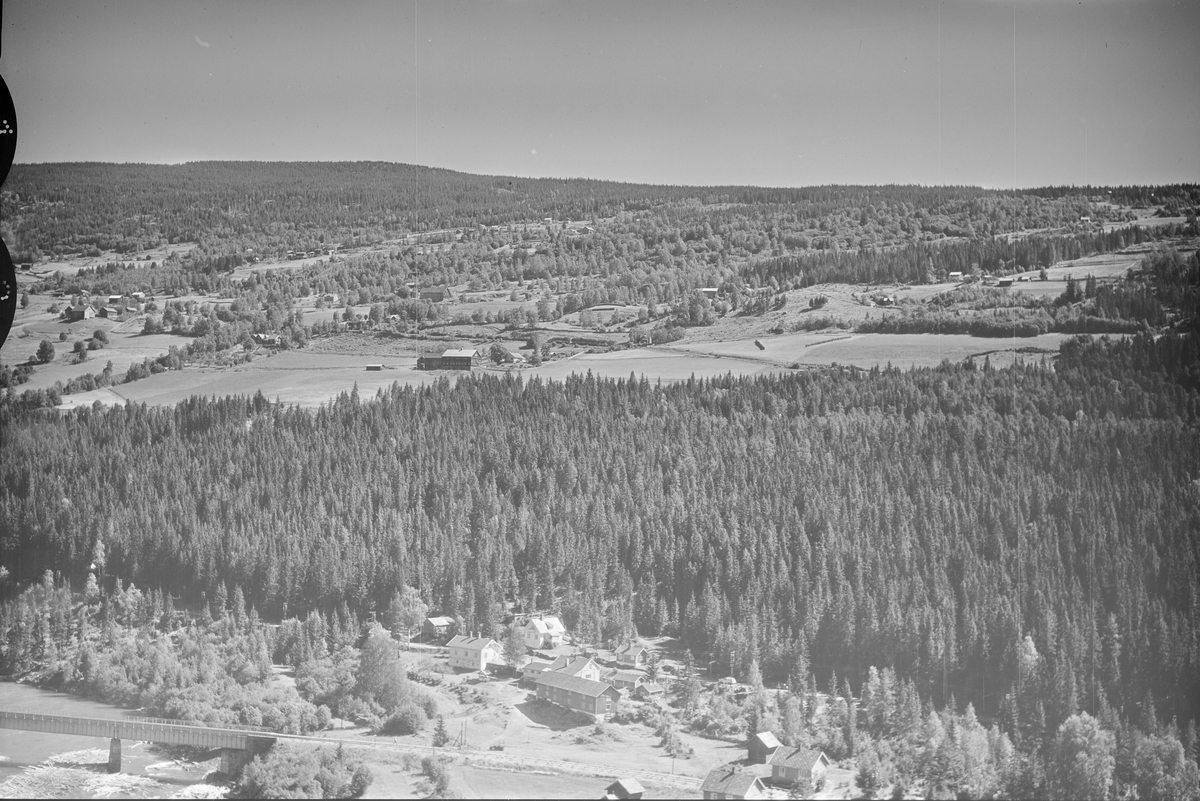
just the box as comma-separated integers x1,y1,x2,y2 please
602,778,644,800
548,655,601,682
421,616,454,644
608,669,649,691
99,307,120,319
533,671,620,722
65,304,96,322
768,745,831,791
524,615,567,649
614,641,649,669
445,634,498,672
521,658,554,684
748,731,782,764
700,767,769,800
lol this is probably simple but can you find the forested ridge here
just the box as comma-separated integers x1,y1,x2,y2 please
3,334,1198,739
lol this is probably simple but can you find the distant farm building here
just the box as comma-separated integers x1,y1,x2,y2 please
700,767,769,800
533,671,620,722
609,669,649,691
421,616,454,643
948,271,964,282
417,348,475,371
524,616,567,649
65,304,96,322
365,364,383,371
419,287,453,302
446,634,499,671
614,641,649,669
997,277,1014,288
99,307,120,319
748,731,782,764
633,681,665,701
603,778,645,800
700,287,719,299
769,746,831,791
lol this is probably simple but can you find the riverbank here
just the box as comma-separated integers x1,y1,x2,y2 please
0,683,231,799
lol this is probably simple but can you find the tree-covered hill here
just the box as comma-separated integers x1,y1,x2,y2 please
2,332,1198,736
4,161,1197,262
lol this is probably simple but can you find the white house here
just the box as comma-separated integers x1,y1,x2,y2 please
446,634,499,671
524,616,567,649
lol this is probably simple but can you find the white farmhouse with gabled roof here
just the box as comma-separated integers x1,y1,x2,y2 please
446,634,499,671
524,615,567,649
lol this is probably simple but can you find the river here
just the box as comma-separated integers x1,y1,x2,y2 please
0,682,227,799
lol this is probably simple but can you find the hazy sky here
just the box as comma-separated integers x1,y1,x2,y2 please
4,0,1199,188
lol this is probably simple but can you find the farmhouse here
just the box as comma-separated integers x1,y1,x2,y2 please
603,778,645,800
421,616,454,643
608,669,649,691
533,671,620,721
768,746,831,790
548,656,601,682
948,271,964,282
700,767,769,800
445,634,499,671
748,731,782,764
524,615,567,649
65,304,96,322
614,641,649,668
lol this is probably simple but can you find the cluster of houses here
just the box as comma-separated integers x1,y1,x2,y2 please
700,732,831,800
433,615,665,723
63,292,148,322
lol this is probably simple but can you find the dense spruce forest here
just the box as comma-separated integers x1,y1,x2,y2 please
3,334,1198,741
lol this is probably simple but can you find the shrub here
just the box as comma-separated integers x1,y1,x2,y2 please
376,701,427,735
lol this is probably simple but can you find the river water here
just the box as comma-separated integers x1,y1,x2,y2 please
0,682,227,798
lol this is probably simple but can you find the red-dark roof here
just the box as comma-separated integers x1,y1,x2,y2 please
700,767,765,797
534,670,618,698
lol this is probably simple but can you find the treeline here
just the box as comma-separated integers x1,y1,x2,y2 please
3,333,1199,737
8,162,1196,259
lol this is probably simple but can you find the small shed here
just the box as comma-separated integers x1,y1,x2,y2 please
603,778,645,800
748,731,782,764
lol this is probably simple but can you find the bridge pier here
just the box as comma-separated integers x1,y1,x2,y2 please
107,737,121,773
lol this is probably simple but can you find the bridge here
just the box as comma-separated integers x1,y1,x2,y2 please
0,710,276,773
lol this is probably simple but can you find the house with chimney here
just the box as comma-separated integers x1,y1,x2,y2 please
523,615,567,649
446,634,499,672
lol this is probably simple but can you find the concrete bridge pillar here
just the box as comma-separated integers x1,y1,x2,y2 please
107,737,121,773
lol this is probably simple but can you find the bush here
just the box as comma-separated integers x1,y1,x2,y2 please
421,755,452,797
376,701,427,735
235,742,371,799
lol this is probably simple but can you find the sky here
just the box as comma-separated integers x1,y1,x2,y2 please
3,0,1199,189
